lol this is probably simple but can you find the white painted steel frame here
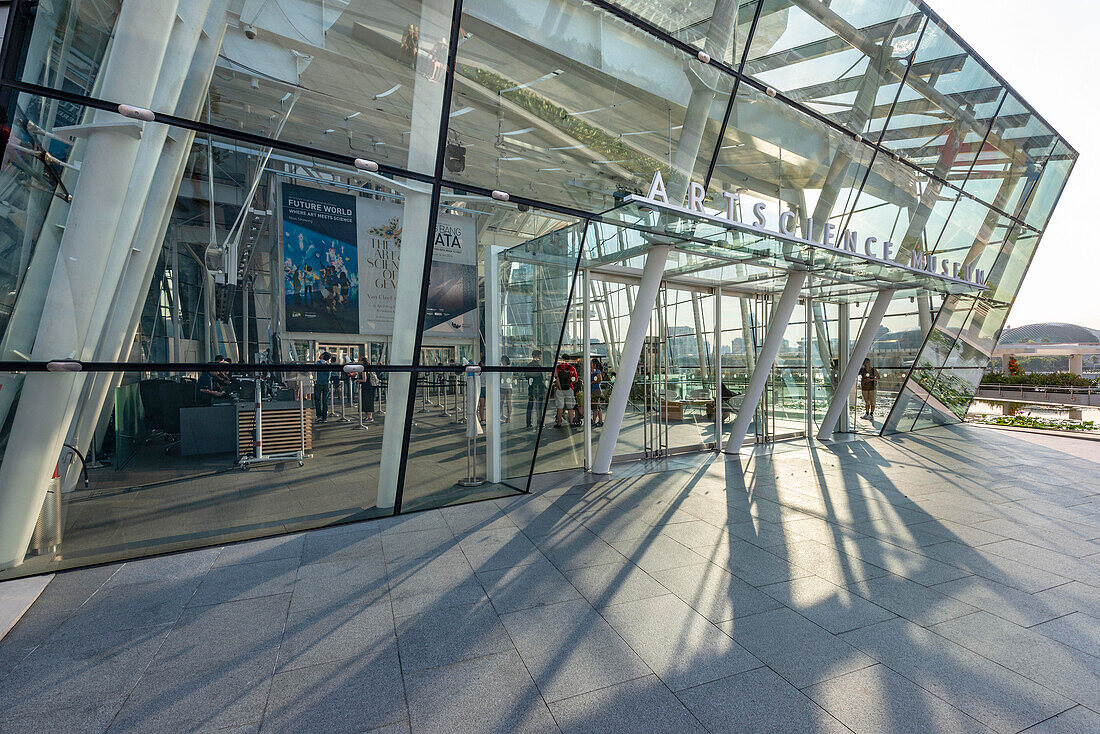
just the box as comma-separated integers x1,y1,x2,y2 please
816,288,897,441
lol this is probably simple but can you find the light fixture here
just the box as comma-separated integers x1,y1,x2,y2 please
344,111,361,120
354,158,380,172
491,190,510,202
697,50,711,64
765,87,777,98
117,104,154,122
374,84,402,100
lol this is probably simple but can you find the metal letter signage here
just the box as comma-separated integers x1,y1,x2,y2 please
627,172,987,289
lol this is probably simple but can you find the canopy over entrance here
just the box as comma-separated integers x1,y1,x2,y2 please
507,199,989,303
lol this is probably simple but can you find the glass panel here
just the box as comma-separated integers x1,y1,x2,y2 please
931,196,1014,290
707,83,878,244
743,0,923,135
606,0,760,67
1021,139,1075,231
963,94,1055,218
500,218,586,476
446,0,734,213
0,366,400,580
880,18,1004,181
843,148,957,267
20,0,457,174
882,385,924,434
986,227,1042,304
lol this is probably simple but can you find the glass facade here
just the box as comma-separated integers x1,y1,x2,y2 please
0,0,1074,579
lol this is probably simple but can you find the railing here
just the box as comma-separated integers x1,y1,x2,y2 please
976,384,1100,407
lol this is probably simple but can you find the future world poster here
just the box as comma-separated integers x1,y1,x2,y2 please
282,183,359,334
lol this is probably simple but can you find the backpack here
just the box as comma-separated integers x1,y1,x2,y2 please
556,365,573,390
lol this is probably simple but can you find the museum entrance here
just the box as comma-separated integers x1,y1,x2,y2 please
495,193,988,478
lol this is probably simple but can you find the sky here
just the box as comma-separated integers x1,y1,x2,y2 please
927,0,1097,330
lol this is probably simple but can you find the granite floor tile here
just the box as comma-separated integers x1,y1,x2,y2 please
380,527,458,566
721,607,875,689
607,536,706,573
841,616,1074,734
459,527,544,572
476,557,582,614
550,675,706,734
213,534,304,568
300,522,384,565
261,641,407,734
155,594,289,668
845,574,978,627
277,602,394,672
676,665,850,734
918,541,1070,593
760,575,896,634
55,577,201,638
803,663,994,733
289,555,389,614
600,594,760,691
109,654,275,734
106,550,219,588
648,562,782,623
2,625,172,718
1033,612,1100,659
930,575,1073,627
534,527,628,572
395,598,513,673
1019,705,1100,733
563,561,669,610
767,539,889,588
404,650,558,734
500,599,650,702
932,611,1100,712
188,557,299,607
697,539,813,587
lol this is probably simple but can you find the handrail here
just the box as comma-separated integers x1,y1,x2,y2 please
0,361,548,374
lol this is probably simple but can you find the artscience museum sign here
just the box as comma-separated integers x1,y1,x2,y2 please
625,172,988,289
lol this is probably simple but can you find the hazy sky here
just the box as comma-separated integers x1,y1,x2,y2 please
928,0,1096,330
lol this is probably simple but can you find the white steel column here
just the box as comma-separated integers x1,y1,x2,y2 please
723,270,808,454
484,245,503,483
582,268,592,469
0,1,179,569
816,289,896,440
592,245,671,474
917,295,933,337
837,302,850,433
376,0,452,508
713,286,722,448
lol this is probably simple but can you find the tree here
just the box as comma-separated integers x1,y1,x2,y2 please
1008,356,1023,376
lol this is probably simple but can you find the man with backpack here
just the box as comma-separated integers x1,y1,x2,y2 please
553,353,578,428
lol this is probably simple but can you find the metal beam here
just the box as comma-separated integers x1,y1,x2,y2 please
723,269,808,453
816,288,896,440
592,245,671,474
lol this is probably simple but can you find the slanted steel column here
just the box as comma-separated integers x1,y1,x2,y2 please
723,270,808,454
816,289,896,440
592,245,671,474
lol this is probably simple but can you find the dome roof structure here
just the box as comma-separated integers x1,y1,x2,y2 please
1000,323,1100,345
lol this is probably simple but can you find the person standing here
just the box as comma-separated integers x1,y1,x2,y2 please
499,355,514,423
358,356,379,422
525,349,545,429
858,357,878,420
553,353,578,428
590,357,606,427
314,351,333,421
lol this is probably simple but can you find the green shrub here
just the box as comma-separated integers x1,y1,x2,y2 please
980,372,1098,388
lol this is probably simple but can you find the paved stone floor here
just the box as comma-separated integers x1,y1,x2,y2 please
1,424,1099,733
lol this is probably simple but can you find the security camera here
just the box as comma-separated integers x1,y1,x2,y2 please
244,24,256,39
